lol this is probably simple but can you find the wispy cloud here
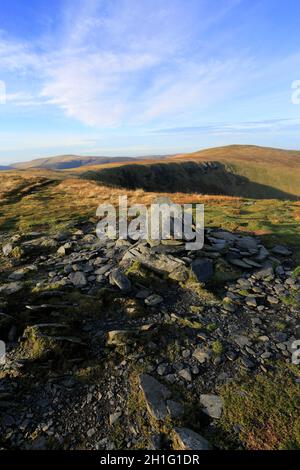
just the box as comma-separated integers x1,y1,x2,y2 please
153,119,300,135
0,0,255,127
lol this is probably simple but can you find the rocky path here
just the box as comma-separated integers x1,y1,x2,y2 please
0,224,299,449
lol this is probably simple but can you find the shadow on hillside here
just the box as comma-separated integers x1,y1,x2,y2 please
81,161,299,200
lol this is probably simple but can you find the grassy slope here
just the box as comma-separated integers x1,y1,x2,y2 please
171,145,300,197
1,169,300,261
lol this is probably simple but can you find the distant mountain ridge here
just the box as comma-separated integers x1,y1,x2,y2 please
10,154,170,170
0,165,13,170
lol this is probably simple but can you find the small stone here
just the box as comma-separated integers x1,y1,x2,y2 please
173,427,211,450
234,334,252,348
145,294,163,306
157,364,167,376
241,357,255,369
109,412,122,426
258,335,269,342
57,246,66,256
272,245,292,256
109,268,131,292
87,428,96,438
139,374,171,421
267,295,279,305
192,348,211,364
0,282,24,295
68,271,87,287
245,296,257,308
178,368,192,382
200,394,222,419
2,243,13,256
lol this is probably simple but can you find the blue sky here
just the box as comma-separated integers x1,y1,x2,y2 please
0,0,300,163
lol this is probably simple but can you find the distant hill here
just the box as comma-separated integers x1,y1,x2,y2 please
168,144,300,198
0,165,13,171
11,154,170,170
171,144,300,164
81,145,300,199
12,155,138,170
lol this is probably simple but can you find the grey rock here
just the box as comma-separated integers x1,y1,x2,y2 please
241,357,255,369
272,245,292,256
229,258,253,269
145,294,163,306
192,348,211,364
267,295,279,305
245,296,257,308
200,394,222,419
0,282,24,295
139,374,171,420
191,258,214,283
234,335,252,348
236,236,258,251
68,271,87,287
94,264,113,275
253,266,274,280
2,243,13,257
109,268,131,292
167,400,184,418
255,246,269,262
173,427,211,450
178,368,192,382
109,412,122,426
135,250,184,275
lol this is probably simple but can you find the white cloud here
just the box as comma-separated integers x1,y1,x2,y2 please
1,0,299,132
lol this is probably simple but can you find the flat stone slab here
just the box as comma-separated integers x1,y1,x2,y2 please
68,271,87,287
0,282,24,295
200,394,223,419
109,268,131,292
173,427,211,450
139,374,171,420
191,258,213,283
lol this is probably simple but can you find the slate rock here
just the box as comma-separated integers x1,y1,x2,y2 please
173,427,211,450
68,271,87,287
109,268,131,292
145,294,163,306
191,258,213,283
139,374,171,420
2,243,13,257
272,245,292,256
0,282,24,295
193,348,211,364
200,394,222,419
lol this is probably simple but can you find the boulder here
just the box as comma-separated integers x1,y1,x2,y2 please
0,282,24,295
173,427,211,450
200,394,222,419
191,258,213,283
109,268,131,292
68,271,87,287
139,374,172,420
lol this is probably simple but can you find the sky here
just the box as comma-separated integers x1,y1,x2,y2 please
0,0,300,164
